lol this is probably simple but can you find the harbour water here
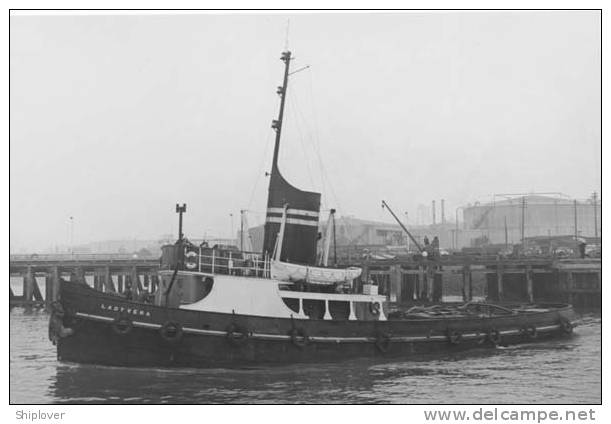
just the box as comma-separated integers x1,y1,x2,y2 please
10,307,600,404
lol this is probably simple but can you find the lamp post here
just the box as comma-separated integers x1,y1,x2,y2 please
69,216,74,256
240,210,245,252
521,196,527,252
404,211,410,252
573,199,578,239
592,192,598,238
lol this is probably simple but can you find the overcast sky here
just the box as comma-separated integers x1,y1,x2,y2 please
9,11,601,251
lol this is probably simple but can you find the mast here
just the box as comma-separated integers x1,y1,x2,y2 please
521,196,526,251
270,51,292,172
273,204,289,261
240,210,253,252
592,192,598,238
262,51,321,265
332,209,337,266
321,210,334,266
504,216,508,248
240,209,244,252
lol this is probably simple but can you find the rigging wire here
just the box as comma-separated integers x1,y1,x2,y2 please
305,69,330,206
305,69,356,244
290,75,328,208
290,82,358,248
246,128,274,211
241,208,266,228
289,73,356,244
287,88,318,192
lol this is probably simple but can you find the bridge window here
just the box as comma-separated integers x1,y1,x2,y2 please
156,274,213,307
282,298,299,313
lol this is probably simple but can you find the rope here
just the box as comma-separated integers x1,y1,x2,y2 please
246,128,273,210
305,69,358,242
292,78,358,246
287,90,317,190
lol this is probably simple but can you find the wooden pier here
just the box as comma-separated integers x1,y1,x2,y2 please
351,256,601,309
9,254,160,309
9,254,601,310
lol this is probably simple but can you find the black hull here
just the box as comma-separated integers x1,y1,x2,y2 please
56,281,577,368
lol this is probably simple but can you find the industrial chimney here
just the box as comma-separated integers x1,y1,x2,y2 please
441,199,446,224
432,200,436,225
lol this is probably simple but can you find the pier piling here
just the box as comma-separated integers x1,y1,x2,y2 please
10,256,160,308
8,254,601,310
24,267,34,303
526,266,534,303
496,262,504,302
117,275,124,293
103,266,115,293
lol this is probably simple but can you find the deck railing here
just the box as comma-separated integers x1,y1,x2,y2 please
9,253,155,262
192,248,271,279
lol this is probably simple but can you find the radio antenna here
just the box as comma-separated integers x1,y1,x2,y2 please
284,19,290,51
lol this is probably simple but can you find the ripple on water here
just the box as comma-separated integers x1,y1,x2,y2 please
9,309,601,404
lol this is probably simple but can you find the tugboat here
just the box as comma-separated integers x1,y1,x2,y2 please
50,50,577,368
